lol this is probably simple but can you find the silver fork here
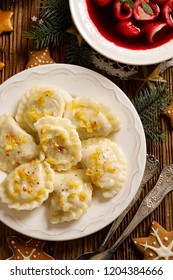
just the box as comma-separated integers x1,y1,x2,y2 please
76,154,160,260
90,163,173,259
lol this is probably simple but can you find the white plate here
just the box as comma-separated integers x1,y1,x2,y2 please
69,0,173,65
0,64,146,241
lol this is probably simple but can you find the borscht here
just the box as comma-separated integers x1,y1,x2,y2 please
86,0,173,50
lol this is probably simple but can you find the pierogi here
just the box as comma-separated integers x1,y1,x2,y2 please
0,83,127,223
0,114,38,173
64,97,120,140
34,116,82,171
0,161,54,210
50,168,93,223
15,84,72,135
81,138,127,198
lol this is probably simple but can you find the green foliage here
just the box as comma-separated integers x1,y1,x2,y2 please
132,83,173,142
25,21,68,49
26,0,72,49
66,37,92,66
25,0,92,65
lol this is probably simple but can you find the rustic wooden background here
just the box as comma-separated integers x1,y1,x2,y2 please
0,0,173,260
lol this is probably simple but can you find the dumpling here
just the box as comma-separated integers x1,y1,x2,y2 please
0,114,39,173
34,116,82,171
15,85,72,135
81,138,127,198
64,97,120,140
0,161,54,210
49,168,93,223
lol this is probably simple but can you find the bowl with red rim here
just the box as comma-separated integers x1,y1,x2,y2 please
69,0,173,65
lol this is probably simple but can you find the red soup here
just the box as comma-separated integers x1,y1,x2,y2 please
86,0,173,50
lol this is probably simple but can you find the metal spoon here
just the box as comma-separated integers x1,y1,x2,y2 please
90,163,173,260
76,154,160,260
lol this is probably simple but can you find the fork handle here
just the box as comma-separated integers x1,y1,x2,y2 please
109,164,173,254
99,154,160,252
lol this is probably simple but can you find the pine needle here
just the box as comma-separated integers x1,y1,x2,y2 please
41,0,72,25
25,21,70,49
132,82,173,142
25,0,72,49
66,38,93,66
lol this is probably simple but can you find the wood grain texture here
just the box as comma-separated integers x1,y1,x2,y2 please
0,0,173,260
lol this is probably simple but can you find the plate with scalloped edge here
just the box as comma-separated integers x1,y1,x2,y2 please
0,64,146,241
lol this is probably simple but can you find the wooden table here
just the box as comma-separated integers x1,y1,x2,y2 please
0,0,173,260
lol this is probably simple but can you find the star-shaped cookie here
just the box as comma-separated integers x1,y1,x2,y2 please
7,236,54,260
163,101,173,127
25,47,55,69
0,10,14,35
132,221,173,260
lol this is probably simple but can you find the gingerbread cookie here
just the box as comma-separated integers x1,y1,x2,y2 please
164,101,173,127
25,47,55,69
7,236,54,260
132,221,173,260
0,10,13,35
0,62,5,70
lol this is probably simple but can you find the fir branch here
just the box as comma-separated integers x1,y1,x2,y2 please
41,0,71,24
26,0,72,49
25,21,70,49
25,0,93,67
132,82,173,142
66,38,93,66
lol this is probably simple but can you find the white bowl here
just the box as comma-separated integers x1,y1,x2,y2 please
69,0,173,65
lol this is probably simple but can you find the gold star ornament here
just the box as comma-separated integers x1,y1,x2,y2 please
131,65,167,92
0,10,14,35
133,221,173,260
